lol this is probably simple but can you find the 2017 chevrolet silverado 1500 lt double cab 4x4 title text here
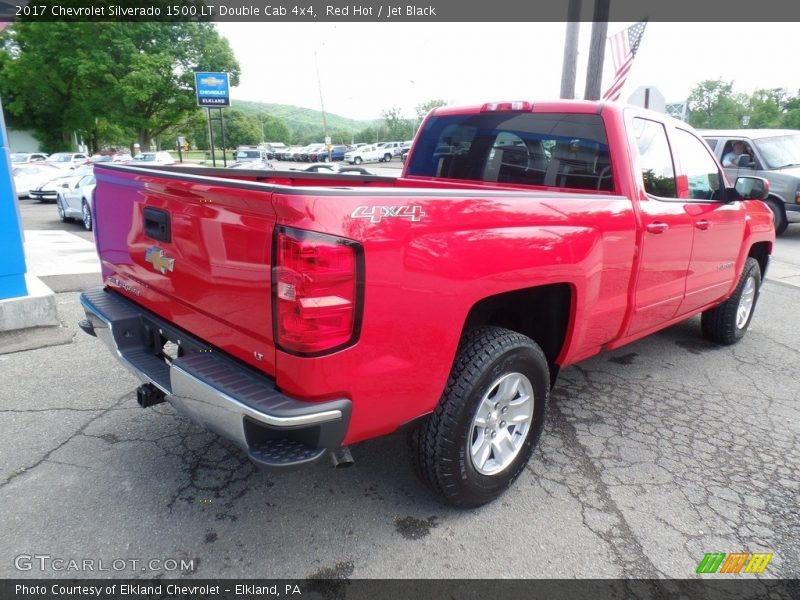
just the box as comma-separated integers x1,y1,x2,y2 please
80,100,774,507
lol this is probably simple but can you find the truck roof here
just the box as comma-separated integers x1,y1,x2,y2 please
698,128,800,139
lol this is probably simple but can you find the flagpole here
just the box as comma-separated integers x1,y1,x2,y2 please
584,0,610,100
559,0,582,99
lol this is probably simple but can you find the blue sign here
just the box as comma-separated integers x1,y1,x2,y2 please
195,72,230,107
0,96,28,299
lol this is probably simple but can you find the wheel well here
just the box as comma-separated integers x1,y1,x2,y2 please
463,284,571,385
748,242,771,279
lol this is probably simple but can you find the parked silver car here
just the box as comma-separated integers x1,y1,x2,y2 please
701,129,800,235
56,173,96,230
29,166,92,203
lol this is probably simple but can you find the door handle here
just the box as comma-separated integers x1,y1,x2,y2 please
695,220,711,230
646,222,669,234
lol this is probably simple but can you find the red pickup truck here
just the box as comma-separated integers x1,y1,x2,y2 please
80,101,774,507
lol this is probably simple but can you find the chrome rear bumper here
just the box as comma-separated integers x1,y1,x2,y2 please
80,287,351,468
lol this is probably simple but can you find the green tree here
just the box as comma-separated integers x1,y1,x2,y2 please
415,98,449,121
0,22,239,152
381,107,414,141
746,88,789,128
687,79,747,129
256,113,291,143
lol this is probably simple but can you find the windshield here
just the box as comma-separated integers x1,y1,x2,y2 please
406,111,613,191
134,154,155,161
753,134,800,169
48,153,72,162
10,153,28,162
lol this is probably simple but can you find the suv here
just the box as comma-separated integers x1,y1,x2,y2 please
701,129,800,235
234,148,267,162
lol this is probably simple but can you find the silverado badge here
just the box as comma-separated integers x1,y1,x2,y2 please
145,246,175,274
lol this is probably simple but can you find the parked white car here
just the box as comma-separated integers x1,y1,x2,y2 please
29,166,93,203
11,152,49,164
46,152,91,170
132,151,175,165
56,173,97,230
344,144,394,165
12,163,64,198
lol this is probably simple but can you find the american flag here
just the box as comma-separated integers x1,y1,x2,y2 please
602,21,648,102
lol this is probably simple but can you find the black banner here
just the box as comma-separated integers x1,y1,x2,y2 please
2,579,800,600
1,0,800,22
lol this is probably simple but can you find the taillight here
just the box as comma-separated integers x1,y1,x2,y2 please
480,101,533,112
273,227,363,356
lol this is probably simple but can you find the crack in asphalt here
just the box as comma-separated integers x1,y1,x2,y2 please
547,346,799,579
545,378,661,579
0,390,132,489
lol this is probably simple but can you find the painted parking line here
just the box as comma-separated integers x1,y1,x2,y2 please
23,230,100,277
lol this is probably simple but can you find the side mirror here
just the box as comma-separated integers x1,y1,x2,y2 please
734,176,769,200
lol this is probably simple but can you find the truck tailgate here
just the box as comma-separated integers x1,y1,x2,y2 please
93,165,278,374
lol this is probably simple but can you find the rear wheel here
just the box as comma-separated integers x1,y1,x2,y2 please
384,153,392,162
410,327,549,507
81,200,92,231
701,257,761,345
764,198,788,236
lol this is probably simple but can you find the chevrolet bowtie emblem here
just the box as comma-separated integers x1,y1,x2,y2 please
145,246,175,274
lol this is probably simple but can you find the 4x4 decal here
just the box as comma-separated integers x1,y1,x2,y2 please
351,205,426,224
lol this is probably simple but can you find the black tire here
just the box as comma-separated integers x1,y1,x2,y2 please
354,157,362,165
384,153,392,162
81,200,92,231
764,198,788,236
701,257,761,345
57,196,69,222
410,327,549,508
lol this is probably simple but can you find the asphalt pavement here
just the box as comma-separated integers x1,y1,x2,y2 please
1,186,799,581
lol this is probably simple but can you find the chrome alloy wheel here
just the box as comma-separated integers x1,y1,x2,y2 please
468,372,534,475
736,275,757,329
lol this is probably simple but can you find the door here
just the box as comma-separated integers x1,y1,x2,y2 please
672,128,747,314
625,117,695,337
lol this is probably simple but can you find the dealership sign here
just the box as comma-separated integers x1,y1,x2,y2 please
195,72,230,107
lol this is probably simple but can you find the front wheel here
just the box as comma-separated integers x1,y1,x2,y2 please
354,157,362,165
764,198,788,236
81,200,93,231
701,257,761,345
410,327,549,508
57,196,69,222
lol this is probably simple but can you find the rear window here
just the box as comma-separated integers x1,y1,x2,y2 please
405,112,613,191
236,150,261,159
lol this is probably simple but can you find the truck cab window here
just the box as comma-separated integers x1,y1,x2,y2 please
632,117,677,198
406,112,613,192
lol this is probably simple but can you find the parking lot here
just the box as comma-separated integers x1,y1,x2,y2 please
1,191,799,581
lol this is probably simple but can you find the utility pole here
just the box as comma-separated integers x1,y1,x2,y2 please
560,0,582,99
584,0,610,100
314,50,329,143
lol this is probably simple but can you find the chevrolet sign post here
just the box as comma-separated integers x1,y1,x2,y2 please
195,72,230,167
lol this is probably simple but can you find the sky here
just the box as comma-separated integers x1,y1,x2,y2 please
214,22,800,122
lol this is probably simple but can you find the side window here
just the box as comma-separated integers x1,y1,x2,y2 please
704,138,718,151
632,117,677,198
673,129,723,200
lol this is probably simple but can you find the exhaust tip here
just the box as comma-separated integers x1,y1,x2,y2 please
330,446,355,469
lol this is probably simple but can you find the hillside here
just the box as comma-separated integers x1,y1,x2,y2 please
232,99,379,137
